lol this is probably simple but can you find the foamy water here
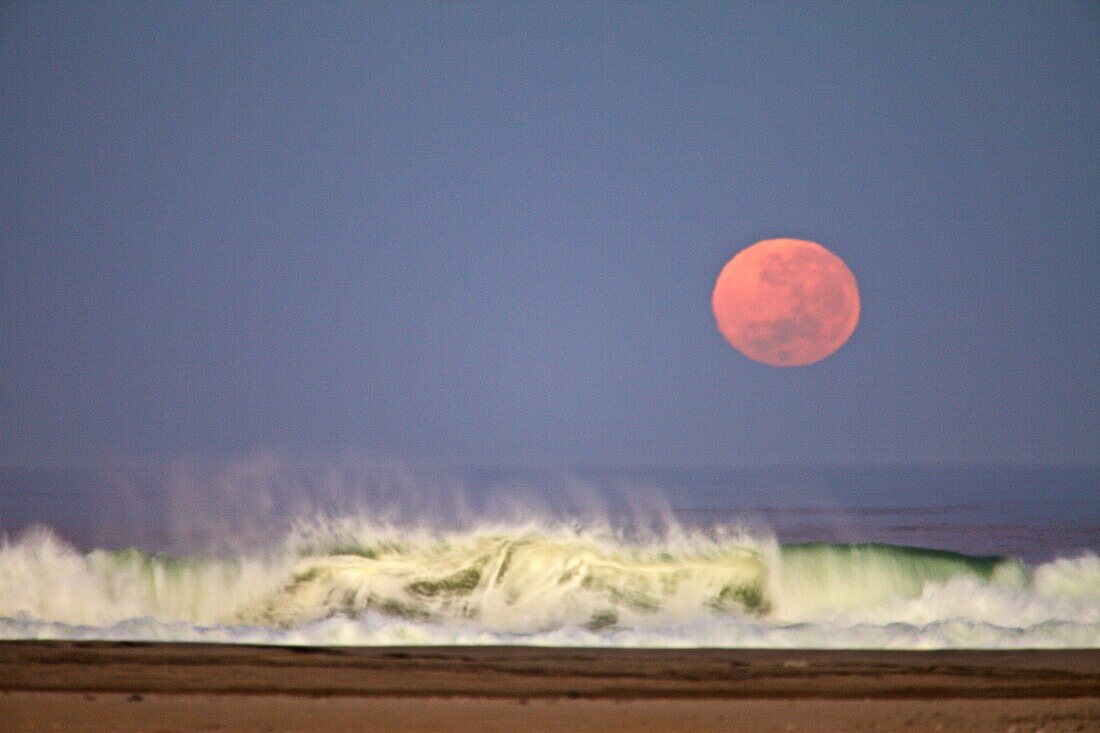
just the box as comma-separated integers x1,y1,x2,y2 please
2,520,1097,648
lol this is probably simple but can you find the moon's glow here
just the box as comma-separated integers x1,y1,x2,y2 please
712,238,860,367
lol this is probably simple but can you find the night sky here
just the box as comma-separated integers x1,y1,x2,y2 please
2,2,1097,468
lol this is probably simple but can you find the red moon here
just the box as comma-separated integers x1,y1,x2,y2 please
712,238,860,367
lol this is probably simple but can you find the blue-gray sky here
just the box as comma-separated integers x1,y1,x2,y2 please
2,2,1098,467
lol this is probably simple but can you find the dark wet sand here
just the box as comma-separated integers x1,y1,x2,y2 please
1,642,1098,731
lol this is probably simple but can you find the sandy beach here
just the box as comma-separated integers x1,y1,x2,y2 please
1,642,1097,732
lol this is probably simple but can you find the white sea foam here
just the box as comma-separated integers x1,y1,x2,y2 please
1,521,1097,648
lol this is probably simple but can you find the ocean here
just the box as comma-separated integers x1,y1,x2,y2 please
1,463,1097,648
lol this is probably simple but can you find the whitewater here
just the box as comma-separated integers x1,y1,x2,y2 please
2,520,1098,648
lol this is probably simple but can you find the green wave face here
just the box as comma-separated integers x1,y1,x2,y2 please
772,543,1028,619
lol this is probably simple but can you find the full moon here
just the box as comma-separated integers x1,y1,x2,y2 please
712,238,860,367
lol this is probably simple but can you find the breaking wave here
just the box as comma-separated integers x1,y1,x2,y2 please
1,521,1097,648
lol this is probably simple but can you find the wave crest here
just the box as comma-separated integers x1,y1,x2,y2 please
1,521,1097,648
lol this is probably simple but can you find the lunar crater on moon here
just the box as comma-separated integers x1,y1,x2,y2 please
712,239,860,367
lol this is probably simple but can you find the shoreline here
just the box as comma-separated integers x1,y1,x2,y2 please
2,642,1098,731
3,642,1099,698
